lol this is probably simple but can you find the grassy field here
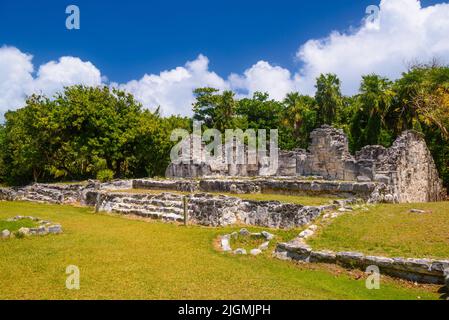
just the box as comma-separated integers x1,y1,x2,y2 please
0,218,38,232
0,201,440,300
309,202,449,259
114,189,336,206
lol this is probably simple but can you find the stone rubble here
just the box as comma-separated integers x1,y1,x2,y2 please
275,239,449,285
219,228,275,256
0,216,63,239
274,209,449,286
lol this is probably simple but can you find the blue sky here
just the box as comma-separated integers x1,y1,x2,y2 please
0,0,383,81
0,0,448,116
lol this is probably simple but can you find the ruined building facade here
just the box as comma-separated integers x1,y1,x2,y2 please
166,125,447,203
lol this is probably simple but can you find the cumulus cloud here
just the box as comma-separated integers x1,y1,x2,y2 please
0,46,103,116
119,54,228,116
2,0,449,116
228,61,295,100
295,0,449,95
0,46,34,114
33,57,103,98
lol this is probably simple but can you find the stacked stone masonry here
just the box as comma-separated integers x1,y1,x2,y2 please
166,125,447,203
275,240,449,285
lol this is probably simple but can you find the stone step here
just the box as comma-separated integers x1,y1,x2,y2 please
111,202,184,215
119,197,183,208
110,207,184,222
21,192,60,203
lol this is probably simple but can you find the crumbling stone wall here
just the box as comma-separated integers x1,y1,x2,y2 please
300,126,358,180
166,125,446,203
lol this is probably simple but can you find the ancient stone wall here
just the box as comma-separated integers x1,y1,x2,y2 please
166,125,447,203
85,190,331,229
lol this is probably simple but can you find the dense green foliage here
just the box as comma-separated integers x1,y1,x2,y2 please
1,63,449,188
191,64,449,189
0,86,190,184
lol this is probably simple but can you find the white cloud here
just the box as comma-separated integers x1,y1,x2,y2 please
0,46,103,116
295,0,449,95
119,54,228,116
0,46,34,115
228,61,295,101
33,57,103,98
1,0,449,116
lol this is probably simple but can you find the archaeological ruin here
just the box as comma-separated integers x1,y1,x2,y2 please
166,125,447,203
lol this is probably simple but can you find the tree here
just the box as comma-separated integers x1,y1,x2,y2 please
192,88,238,131
315,74,343,125
0,85,191,184
390,62,449,133
282,93,317,148
350,74,395,149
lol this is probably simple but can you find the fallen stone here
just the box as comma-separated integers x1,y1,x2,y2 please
374,174,390,184
410,209,426,214
330,212,341,218
1,229,11,239
239,228,250,236
230,232,238,239
250,249,262,256
233,248,247,255
298,229,314,239
261,231,274,240
357,176,372,182
18,227,30,236
221,235,232,252
47,225,62,234
259,241,270,251
250,232,263,237
308,225,318,231
384,194,394,203
444,269,449,289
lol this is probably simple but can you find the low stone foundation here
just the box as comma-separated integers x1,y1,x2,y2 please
133,178,377,199
1,216,62,239
275,240,449,285
83,190,335,228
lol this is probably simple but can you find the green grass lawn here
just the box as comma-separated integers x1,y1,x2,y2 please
0,218,38,232
309,202,449,259
0,201,440,300
114,189,336,206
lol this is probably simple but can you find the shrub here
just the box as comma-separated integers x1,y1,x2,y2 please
96,169,114,182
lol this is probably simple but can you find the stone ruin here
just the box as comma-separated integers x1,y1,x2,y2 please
166,125,447,203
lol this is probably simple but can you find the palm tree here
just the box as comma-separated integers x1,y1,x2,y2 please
315,74,343,125
357,74,394,145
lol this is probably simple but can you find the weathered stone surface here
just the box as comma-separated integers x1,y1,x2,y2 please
165,126,446,203
261,231,274,240
1,229,10,238
133,179,198,192
259,241,270,251
336,252,365,268
220,235,232,252
410,209,426,214
47,224,62,234
18,227,30,236
275,239,448,284
298,229,314,239
309,250,336,264
250,249,262,256
444,268,449,289
233,248,247,255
